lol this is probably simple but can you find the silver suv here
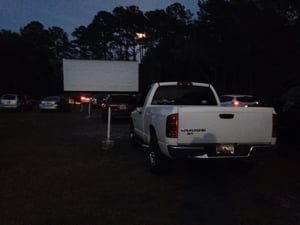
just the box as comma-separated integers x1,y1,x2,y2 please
0,94,29,111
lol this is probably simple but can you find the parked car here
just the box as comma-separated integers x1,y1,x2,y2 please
101,94,136,119
80,95,96,104
0,94,31,111
219,94,261,107
39,96,70,112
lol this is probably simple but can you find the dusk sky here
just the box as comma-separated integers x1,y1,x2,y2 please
0,0,198,36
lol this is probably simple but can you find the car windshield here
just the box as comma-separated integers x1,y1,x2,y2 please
152,86,217,105
43,96,60,101
2,95,16,100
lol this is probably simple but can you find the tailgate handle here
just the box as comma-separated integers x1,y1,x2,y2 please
219,114,234,119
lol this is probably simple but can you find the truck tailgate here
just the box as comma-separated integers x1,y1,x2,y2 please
178,106,275,144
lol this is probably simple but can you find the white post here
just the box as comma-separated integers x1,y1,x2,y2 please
107,107,111,141
101,106,114,149
87,101,91,118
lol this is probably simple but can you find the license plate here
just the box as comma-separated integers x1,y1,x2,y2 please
119,104,127,110
216,144,235,155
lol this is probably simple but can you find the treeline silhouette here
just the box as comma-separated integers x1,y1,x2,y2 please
0,0,299,102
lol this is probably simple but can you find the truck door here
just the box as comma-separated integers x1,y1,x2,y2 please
132,91,149,142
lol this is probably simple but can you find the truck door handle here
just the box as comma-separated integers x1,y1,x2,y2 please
219,114,234,119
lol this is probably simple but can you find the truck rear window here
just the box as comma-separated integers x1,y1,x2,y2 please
151,86,217,105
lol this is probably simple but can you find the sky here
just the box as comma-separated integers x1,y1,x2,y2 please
0,0,198,36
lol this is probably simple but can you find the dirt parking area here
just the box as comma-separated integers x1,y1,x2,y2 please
1,108,300,225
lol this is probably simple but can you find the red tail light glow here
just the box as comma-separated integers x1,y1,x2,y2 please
233,101,240,106
166,113,178,138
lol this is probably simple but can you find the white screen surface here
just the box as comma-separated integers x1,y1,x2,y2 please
63,59,139,92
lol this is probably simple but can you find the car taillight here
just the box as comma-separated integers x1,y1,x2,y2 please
255,101,260,105
272,114,277,138
101,103,107,109
166,113,178,138
81,96,90,102
233,101,240,106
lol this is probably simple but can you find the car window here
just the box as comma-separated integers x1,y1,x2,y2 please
219,96,233,102
152,86,217,105
236,96,256,102
2,95,16,100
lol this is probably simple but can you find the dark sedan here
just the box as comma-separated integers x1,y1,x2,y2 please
101,94,136,120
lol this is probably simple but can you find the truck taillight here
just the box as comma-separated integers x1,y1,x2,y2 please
272,114,277,137
166,113,178,138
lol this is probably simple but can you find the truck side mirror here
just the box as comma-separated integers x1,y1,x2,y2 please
136,94,144,107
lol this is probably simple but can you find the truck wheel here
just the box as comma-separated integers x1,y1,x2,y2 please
149,133,168,175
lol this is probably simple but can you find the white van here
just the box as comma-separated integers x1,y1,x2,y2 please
0,94,28,110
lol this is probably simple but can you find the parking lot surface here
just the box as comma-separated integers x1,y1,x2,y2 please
1,108,300,225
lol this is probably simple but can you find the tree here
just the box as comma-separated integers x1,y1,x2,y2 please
71,25,93,58
48,26,71,93
0,30,23,93
138,3,198,89
196,0,300,97
113,6,146,60
48,26,71,60
20,21,57,96
86,11,116,59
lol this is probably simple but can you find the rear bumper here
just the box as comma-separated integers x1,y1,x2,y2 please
168,144,278,159
0,104,18,109
39,105,59,110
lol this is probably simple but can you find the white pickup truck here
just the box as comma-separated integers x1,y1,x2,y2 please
130,82,277,174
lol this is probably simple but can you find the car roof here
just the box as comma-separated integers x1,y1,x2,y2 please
1,94,23,98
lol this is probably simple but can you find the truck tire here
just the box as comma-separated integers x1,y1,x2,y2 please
149,132,169,175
